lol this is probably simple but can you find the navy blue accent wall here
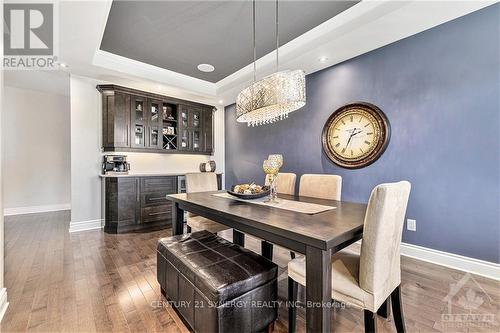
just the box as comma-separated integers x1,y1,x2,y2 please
224,5,499,263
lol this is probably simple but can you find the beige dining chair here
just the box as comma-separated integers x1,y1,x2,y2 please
283,173,343,260
185,173,229,234
287,181,411,333
265,172,297,195
299,173,342,201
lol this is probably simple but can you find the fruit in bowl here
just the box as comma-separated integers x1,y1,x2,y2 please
232,183,265,194
229,183,270,199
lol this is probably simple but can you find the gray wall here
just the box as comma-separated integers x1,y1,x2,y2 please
3,76,71,212
225,5,499,263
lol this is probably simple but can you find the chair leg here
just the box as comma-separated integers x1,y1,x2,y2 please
290,251,296,259
391,285,406,333
288,277,298,333
377,297,390,319
364,310,377,333
261,240,274,261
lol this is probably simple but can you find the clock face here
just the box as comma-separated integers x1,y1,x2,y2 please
322,103,390,169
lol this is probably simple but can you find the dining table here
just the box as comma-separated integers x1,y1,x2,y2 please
166,190,367,333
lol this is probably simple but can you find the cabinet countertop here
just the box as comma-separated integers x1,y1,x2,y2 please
99,172,222,178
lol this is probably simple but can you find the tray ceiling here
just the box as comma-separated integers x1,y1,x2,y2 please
100,0,358,83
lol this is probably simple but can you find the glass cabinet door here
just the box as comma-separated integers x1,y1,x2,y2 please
180,129,189,150
190,109,201,129
150,128,159,147
192,130,201,150
134,125,144,146
131,96,146,148
134,98,144,122
181,108,188,128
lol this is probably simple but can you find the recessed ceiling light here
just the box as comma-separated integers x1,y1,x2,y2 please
218,99,224,105
197,64,215,72
157,85,163,90
319,56,328,63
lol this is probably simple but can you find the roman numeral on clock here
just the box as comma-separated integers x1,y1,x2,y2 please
364,140,371,145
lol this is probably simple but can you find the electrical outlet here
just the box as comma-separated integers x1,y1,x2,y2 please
407,219,416,231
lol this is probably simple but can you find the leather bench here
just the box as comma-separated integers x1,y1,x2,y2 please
157,230,278,333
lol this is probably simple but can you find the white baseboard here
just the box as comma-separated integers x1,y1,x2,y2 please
69,219,103,233
0,288,8,322
400,242,500,281
3,203,70,216
353,241,499,280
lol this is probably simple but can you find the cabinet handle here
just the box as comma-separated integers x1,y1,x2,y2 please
148,197,165,201
136,179,140,202
148,211,168,216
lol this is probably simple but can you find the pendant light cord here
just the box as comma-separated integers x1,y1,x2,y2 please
252,0,279,81
252,0,256,83
276,0,279,72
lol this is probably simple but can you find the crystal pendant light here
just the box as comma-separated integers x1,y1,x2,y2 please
236,0,306,127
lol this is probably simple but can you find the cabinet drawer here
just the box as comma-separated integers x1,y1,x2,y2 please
141,205,171,223
141,176,177,193
141,192,169,206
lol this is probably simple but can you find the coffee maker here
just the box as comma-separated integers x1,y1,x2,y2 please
102,155,130,174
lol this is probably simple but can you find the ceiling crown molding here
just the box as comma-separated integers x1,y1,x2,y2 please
60,0,496,106
93,50,217,96
215,0,497,104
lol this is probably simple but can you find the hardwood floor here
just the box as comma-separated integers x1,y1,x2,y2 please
1,211,499,332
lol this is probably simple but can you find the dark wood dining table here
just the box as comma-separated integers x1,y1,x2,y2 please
166,191,367,333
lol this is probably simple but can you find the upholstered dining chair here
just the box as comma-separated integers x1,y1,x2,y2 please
185,173,229,234
282,174,343,260
265,172,297,195
287,181,411,333
299,174,342,201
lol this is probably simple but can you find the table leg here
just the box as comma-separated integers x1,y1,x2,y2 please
233,230,245,247
172,202,184,236
305,246,331,333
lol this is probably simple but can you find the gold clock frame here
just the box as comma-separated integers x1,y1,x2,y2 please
321,102,391,169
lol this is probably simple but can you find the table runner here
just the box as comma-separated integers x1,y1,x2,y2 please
212,192,335,215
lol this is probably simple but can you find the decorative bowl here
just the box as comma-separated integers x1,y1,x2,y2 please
227,185,270,200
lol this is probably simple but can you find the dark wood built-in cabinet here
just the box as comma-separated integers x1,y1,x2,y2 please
103,174,222,234
98,85,215,155
104,176,177,233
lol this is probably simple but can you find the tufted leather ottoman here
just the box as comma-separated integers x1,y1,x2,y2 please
157,230,278,333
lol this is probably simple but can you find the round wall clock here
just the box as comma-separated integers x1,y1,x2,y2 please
321,102,390,169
